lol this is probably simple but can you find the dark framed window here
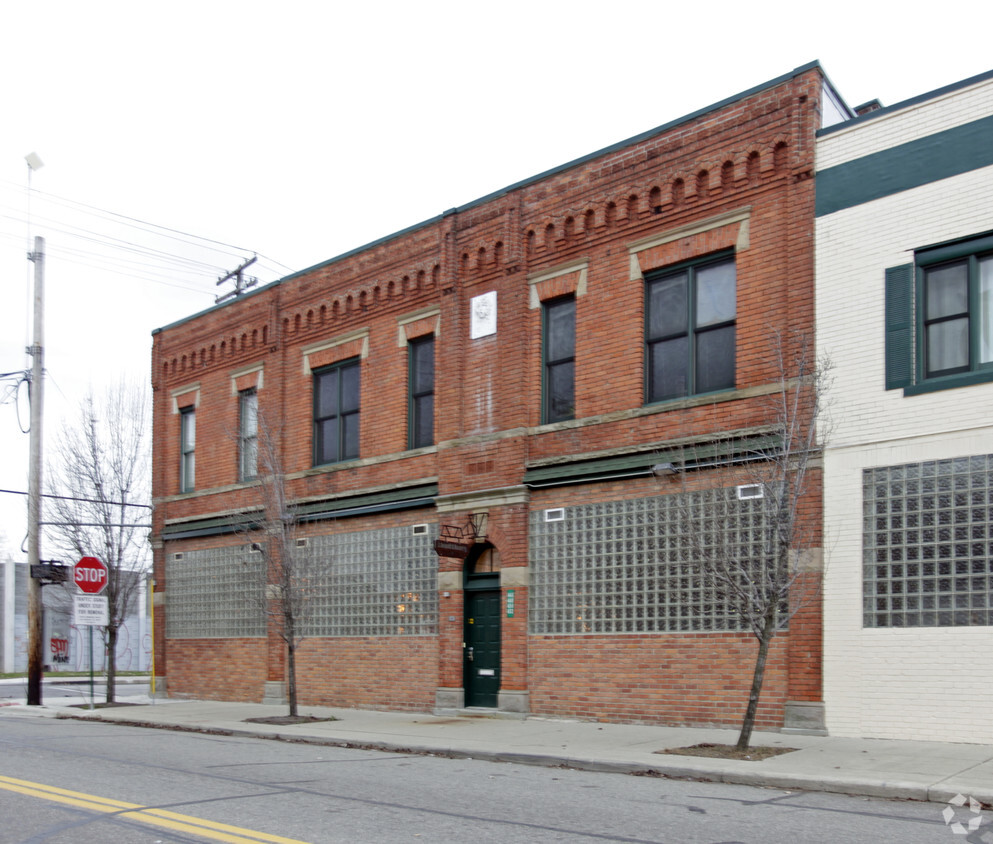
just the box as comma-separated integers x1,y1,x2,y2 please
179,406,195,493
313,359,360,465
646,253,736,402
239,389,258,481
885,231,993,393
923,255,993,379
542,295,575,423
408,336,435,449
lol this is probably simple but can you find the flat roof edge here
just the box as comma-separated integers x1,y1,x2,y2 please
817,67,993,138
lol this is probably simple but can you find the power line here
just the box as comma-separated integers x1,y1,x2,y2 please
0,230,218,297
0,487,152,509
0,179,294,273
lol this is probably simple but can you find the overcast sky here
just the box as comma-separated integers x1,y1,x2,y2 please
1,1,990,560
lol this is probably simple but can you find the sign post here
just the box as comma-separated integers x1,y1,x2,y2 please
73,557,108,709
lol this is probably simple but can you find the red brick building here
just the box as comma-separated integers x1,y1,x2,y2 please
151,63,845,731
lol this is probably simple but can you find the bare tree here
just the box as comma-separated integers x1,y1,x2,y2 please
675,334,830,750
44,379,150,701
245,414,317,718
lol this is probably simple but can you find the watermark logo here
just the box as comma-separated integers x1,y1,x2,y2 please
943,794,983,835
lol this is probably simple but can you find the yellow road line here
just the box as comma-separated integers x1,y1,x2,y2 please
0,775,312,844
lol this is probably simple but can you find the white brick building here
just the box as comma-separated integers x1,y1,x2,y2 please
816,70,993,742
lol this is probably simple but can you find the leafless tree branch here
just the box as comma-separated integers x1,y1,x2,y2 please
44,378,151,700
239,411,321,717
673,331,831,749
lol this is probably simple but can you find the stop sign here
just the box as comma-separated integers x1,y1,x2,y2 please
74,556,108,594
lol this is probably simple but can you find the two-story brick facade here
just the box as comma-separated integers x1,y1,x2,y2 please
151,62,844,731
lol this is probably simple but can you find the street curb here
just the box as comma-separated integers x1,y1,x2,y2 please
49,712,993,806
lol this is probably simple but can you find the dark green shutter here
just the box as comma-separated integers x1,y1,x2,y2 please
884,264,914,390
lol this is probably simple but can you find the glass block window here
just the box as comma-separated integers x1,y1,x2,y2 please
302,524,438,637
863,455,993,628
529,489,774,635
166,546,265,638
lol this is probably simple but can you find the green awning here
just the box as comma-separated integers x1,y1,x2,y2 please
161,482,438,540
523,435,780,487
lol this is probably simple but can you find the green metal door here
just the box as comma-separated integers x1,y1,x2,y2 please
464,589,501,707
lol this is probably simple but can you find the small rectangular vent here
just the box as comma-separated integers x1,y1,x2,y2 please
172,552,184,561
544,508,565,522
295,538,308,548
412,524,429,535
737,484,764,500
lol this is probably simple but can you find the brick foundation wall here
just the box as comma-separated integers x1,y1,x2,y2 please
529,633,789,728
167,639,267,702
294,636,438,711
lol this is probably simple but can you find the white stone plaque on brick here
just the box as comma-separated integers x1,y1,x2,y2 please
470,291,497,339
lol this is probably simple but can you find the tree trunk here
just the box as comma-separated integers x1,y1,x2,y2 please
284,595,298,717
735,604,778,751
287,642,298,717
106,625,118,704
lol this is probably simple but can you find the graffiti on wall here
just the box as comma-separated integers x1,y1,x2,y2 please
50,636,70,664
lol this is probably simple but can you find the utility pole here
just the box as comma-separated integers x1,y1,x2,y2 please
215,255,258,304
26,236,45,706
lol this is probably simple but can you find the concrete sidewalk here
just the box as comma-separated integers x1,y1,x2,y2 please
2,691,991,806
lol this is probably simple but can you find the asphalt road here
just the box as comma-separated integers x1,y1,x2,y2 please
0,713,970,843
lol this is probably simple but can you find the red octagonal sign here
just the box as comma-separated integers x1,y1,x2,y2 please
74,556,108,594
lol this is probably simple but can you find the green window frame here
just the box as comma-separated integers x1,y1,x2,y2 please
408,335,435,449
885,231,993,394
238,388,258,481
542,295,575,424
313,358,360,466
179,406,195,493
645,252,736,403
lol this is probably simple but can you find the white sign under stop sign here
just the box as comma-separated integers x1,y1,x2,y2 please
74,556,108,594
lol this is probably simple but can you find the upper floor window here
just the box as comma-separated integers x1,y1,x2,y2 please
408,335,435,449
179,406,195,493
239,389,258,481
313,358,360,465
646,253,736,402
885,231,993,394
543,295,575,423
923,255,993,378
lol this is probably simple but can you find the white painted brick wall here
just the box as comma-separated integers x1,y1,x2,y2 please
816,85,993,743
818,76,993,169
